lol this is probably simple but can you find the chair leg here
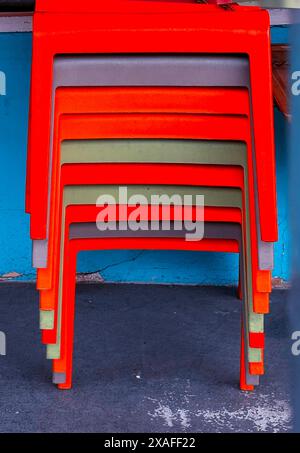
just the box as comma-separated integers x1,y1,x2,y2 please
54,247,76,389
240,318,254,391
237,262,243,300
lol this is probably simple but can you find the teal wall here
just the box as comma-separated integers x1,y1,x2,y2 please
0,28,290,284
0,33,32,280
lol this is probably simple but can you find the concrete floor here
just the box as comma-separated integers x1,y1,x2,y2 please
0,283,293,433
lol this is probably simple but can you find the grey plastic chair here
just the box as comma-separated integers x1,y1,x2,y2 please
33,55,270,266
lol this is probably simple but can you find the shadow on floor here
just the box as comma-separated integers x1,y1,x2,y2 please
0,283,293,433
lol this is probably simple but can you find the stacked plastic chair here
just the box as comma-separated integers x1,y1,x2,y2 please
26,0,278,390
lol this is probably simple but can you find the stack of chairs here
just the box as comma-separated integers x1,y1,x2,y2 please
26,0,278,390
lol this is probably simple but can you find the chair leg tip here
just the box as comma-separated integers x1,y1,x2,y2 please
240,383,254,391
57,383,72,390
52,372,67,384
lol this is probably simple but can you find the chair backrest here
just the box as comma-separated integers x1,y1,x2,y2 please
34,0,250,13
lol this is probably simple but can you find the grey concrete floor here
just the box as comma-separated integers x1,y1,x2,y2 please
0,283,293,433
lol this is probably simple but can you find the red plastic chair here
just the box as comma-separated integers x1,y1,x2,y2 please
53,234,263,390
27,3,277,243
37,114,270,315
41,203,266,349
32,86,251,261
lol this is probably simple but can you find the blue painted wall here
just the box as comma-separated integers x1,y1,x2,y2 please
0,33,32,279
0,28,290,284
